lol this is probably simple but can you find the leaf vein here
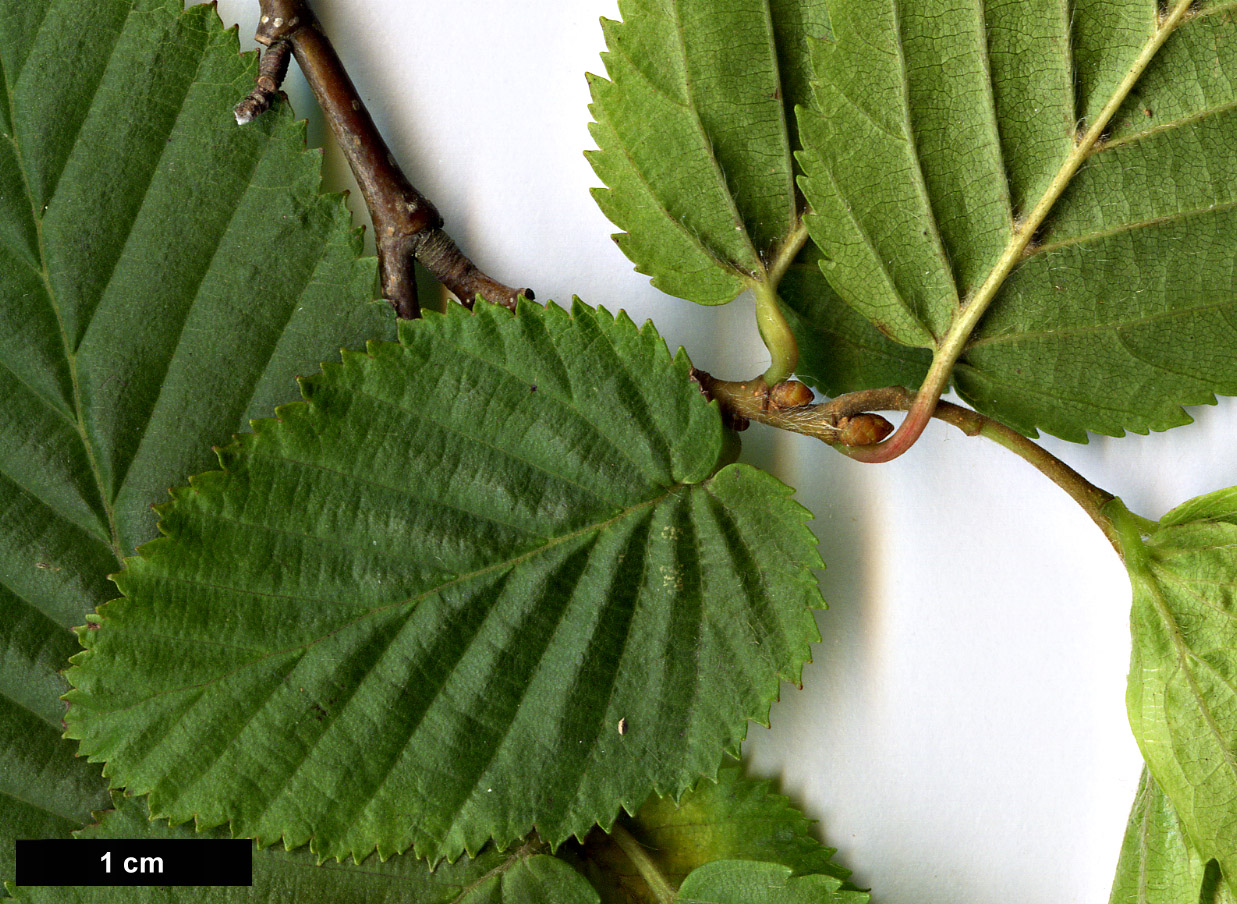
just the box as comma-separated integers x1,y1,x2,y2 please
109,108,274,509
244,602,424,842
0,786,90,827
668,0,762,269
440,534,606,847
1092,96,1237,157
342,379,635,510
593,51,751,280
240,446,547,543
93,493,674,720
965,294,1237,350
889,0,962,312
3,6,123,558
142,651,306,811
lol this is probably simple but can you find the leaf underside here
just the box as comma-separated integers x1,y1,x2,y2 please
64,301,825,865
0,0,392,883
572,764,858,904
586,0,829,305
778,247,932,398
1123,488,1237,893
677,860,864,904
1108,767,1233,904
793,0,1237,440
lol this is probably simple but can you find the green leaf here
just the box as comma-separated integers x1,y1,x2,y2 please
779,247,931,397
1120,490,1237,892
573,765,855,904
587,0,828,305
1108,767,1233,904
8,765,865,903
6,795,599,903
676,860,866,904
0,0,393,883
795,0,1237,440
63,300,825,864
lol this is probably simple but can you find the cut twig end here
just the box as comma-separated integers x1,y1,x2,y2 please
234,39,291,126
233,94,270,125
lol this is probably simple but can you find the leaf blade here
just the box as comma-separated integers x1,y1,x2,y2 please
1121,491,1237,891
587,0,828,305
0,0,394,882
677,860,866,904
794,0,1237,439
1108,766,1232,904
574,765,860,904
64,301,825,864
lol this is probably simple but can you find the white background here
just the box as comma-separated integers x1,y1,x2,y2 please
206,2,1237,900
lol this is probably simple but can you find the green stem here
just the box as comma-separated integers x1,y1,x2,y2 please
844,0,1197,463
963,412,1121,552
751,218,809,385
1104,497,1153,571
755,281,797,385
609,822,675,904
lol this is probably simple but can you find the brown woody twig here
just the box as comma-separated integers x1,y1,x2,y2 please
690,371,897,447
235,0,532,319
693,370,1119,547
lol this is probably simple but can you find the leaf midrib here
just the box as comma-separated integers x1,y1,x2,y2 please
1137,562,1237,826
2,14,122,562
755,0,798,260
1135,774,1156,901
1006,194,1237,265
889,0,960,325
446,845,539,904
927,0,1199,383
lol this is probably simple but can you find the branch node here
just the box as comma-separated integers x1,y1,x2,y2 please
234,40,291,125
240,0,532,318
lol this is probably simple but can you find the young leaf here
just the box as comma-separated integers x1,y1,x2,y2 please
0,0,392,882
677,860,865,904
1120,489,1237,893
573,764,855,904
64,301,825,865
586,0,828,305
6,796,600,904
796,0,1237,441
1108,767,1229,904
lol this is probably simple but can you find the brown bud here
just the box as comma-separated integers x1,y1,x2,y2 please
837,413,894,446
769,380,814,409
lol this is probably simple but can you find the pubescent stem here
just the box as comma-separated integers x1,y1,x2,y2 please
754,282,798,385
749,218,809,385
695,374,1121,550
1104,497,1153,571
237,0,531,318
838,0,1197,463
607,822,676,904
